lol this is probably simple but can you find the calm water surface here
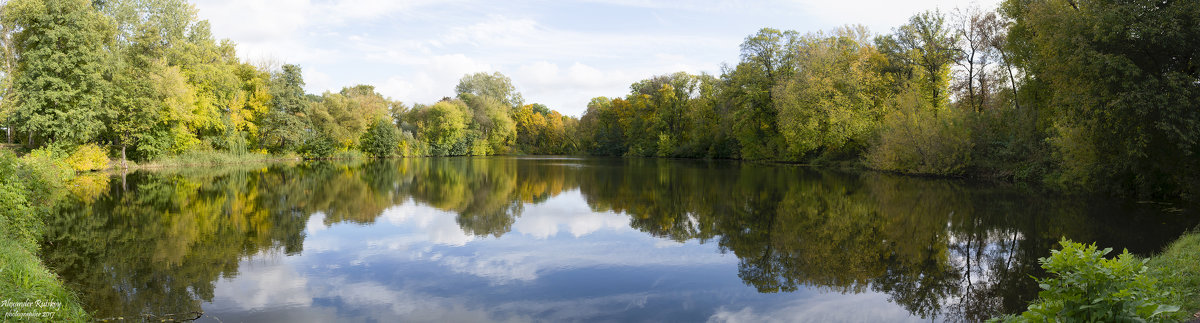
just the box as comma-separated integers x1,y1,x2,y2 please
41,157,1199,322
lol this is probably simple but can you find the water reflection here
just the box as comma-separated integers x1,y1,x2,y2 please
41,157,1198,322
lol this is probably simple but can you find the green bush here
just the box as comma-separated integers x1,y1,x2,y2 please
397,131,426,157
1007,239,1181,322
967,106,1050,181
65,143,110,172
18,148,75,205
865,90,973,176
0,152,91,322
0,151,38,248
301,132,336,159
360,119,400,158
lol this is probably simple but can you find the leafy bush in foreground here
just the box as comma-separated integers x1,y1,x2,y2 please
1001,239,1181,322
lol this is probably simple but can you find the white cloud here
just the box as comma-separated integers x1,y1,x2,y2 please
790,0,1005,33
195,0,1004,117
708,292,926,323
211,255,312,311
511,190,630,239
305,211,327,235
378,201,477,246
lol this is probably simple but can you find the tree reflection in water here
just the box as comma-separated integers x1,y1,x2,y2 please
42,157,1197,321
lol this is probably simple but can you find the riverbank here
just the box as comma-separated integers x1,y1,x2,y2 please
0,147,367,322
1148,232,1200,318
0,151,89,322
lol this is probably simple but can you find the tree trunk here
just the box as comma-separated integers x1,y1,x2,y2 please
967,51,978,113
121,144,128,169
999,50,1021,111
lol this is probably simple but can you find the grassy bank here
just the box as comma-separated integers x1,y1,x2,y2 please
0,150,89,322
1147,232,1200,318
0,146,368,322
115,150,303,170
112,149,375,170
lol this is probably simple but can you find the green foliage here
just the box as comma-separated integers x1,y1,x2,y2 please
727,28,797,160
0,150,90,321
310,85,391,150
65,143,110,172
261,64,309,153
414,100,471,156
455,71,523,108
360,119,400,158
1002,0,1200,198
578,96,626,156
461,94,516,155
5,0,113,147
1145,232,1200,318
18,147,75,203
866,90,972,175
877,10,958,107
301,131,336,159
0,150,37,248
1011,239,1180,322
967,106,1049,181
775,26,892,161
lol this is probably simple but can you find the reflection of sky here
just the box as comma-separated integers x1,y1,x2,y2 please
201,189,928,322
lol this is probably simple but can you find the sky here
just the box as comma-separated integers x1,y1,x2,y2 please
192,0,1002,117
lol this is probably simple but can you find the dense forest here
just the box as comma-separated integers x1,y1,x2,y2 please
0,0,1197,198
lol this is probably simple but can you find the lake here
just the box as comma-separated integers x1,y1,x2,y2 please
40,157,1199,322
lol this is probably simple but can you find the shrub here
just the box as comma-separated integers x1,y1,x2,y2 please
360,119,400,158
18,148,75,204
967,106,1050,181
65,143,110,172
1008,239,1181,322
0,151,37,248
397,131,426,157
301,132,336,159
470,137,490,156
656,133,675,157
866,90,972,175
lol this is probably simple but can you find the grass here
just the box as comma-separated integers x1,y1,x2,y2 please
0,239,89,322
0,149,90,322
1146,231,1200,319
125,150,303,169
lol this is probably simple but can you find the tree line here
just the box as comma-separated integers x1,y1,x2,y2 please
1,0,1197,198
575,1,1200,199
0,0,582,165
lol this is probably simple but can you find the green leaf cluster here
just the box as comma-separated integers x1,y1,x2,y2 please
1007,239,1181,322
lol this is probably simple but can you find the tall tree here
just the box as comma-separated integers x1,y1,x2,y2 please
878,10,959,108
99,0,198,164
4,0,114,147
455,72,523,109
309,85,389,149
260,64,308,152
727,28,798,160
0,3,16,144
1003,0,1200,197
774,26,892,160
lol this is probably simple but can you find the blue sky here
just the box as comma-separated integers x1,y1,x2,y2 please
193,0,1000,117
